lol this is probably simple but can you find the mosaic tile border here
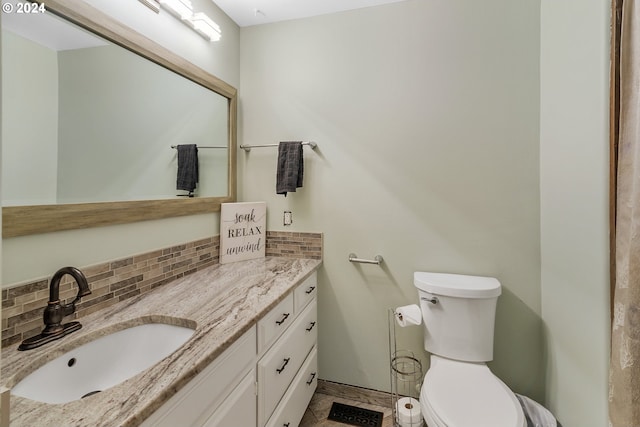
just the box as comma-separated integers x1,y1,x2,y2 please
1,231,322,348
265,231,323,259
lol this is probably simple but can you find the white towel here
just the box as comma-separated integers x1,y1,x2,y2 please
516,394,560,427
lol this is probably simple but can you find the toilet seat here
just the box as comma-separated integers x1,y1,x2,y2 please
420,356,525,427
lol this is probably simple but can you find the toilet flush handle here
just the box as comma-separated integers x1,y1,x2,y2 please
421,296,439,305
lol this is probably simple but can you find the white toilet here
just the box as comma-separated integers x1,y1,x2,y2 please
414,272,525,427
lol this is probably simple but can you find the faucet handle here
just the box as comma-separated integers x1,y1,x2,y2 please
69,287,91,308
64,290,91,317
75,287,91,299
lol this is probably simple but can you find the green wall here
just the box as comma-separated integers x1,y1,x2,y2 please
57,45,228,202
239,0,543,400
1,31,58,206
540,0,610,425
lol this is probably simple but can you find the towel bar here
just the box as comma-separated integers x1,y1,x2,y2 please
171,145,227,149
240,141,317,152
348,253,383,265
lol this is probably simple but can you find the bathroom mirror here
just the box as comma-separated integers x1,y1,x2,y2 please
1,0,237,238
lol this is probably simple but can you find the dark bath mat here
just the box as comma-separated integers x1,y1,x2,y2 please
327,402,384,427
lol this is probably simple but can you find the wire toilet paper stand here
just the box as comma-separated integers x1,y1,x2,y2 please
388,309,424,427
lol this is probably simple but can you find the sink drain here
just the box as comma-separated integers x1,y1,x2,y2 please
81,390,101,399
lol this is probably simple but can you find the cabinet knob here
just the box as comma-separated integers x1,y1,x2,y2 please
276,357,291,374
306,321,316,332
305,286,316,294
276,313,290,325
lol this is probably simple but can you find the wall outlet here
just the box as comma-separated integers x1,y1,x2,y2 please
283,211,292,226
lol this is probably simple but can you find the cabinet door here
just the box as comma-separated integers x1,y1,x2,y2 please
140,327,256,427
203,369,257,427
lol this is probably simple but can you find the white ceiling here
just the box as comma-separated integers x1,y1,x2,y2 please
212,0,408,27
1,0,408,49
2,8,106,51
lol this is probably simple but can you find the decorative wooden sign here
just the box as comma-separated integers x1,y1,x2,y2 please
220,202,266,264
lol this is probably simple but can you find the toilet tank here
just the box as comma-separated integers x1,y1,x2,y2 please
414,272,501,363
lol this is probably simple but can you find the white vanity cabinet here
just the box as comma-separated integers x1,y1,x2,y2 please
258,272,318,427
140,271,317,427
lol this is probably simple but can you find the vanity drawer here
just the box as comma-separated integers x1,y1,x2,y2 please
258,293,294,354
141,327,257,427
265,347,318,427
294,272,317,313
258,301,317,427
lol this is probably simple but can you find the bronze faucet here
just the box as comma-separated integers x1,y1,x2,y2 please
18,266,92,351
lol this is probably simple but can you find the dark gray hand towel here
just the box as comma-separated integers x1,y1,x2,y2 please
176,144,199,193
276,141,304,196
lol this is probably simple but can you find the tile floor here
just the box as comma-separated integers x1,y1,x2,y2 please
300,380,395,427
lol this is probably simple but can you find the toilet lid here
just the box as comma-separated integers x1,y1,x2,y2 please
423,356,524,427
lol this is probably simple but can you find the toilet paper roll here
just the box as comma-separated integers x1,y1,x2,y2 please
396,397,421,427
395,304,422,327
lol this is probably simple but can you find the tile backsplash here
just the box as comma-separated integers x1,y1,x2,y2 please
265,231,323,259
2,231,322,348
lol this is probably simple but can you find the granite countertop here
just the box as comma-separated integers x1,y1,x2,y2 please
1,256,321,427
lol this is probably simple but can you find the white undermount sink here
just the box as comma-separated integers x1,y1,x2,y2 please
11,323,195,404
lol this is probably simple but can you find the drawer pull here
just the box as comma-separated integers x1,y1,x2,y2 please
305,286,316,294
306,372,316,385
306,321,316,332
276,358,291,374
283,423,290,427
276,313,290,325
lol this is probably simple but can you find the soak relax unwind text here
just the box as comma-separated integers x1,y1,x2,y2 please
225,210,263,255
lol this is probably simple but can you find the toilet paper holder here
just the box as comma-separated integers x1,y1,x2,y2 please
390,350,423,427
388,309,423,427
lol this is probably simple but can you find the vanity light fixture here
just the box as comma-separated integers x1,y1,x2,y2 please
145,0,222,42
158,0,194,20
188,13,222,41
138,0,160,13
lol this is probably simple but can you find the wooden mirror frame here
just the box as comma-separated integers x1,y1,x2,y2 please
2,0,237,238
